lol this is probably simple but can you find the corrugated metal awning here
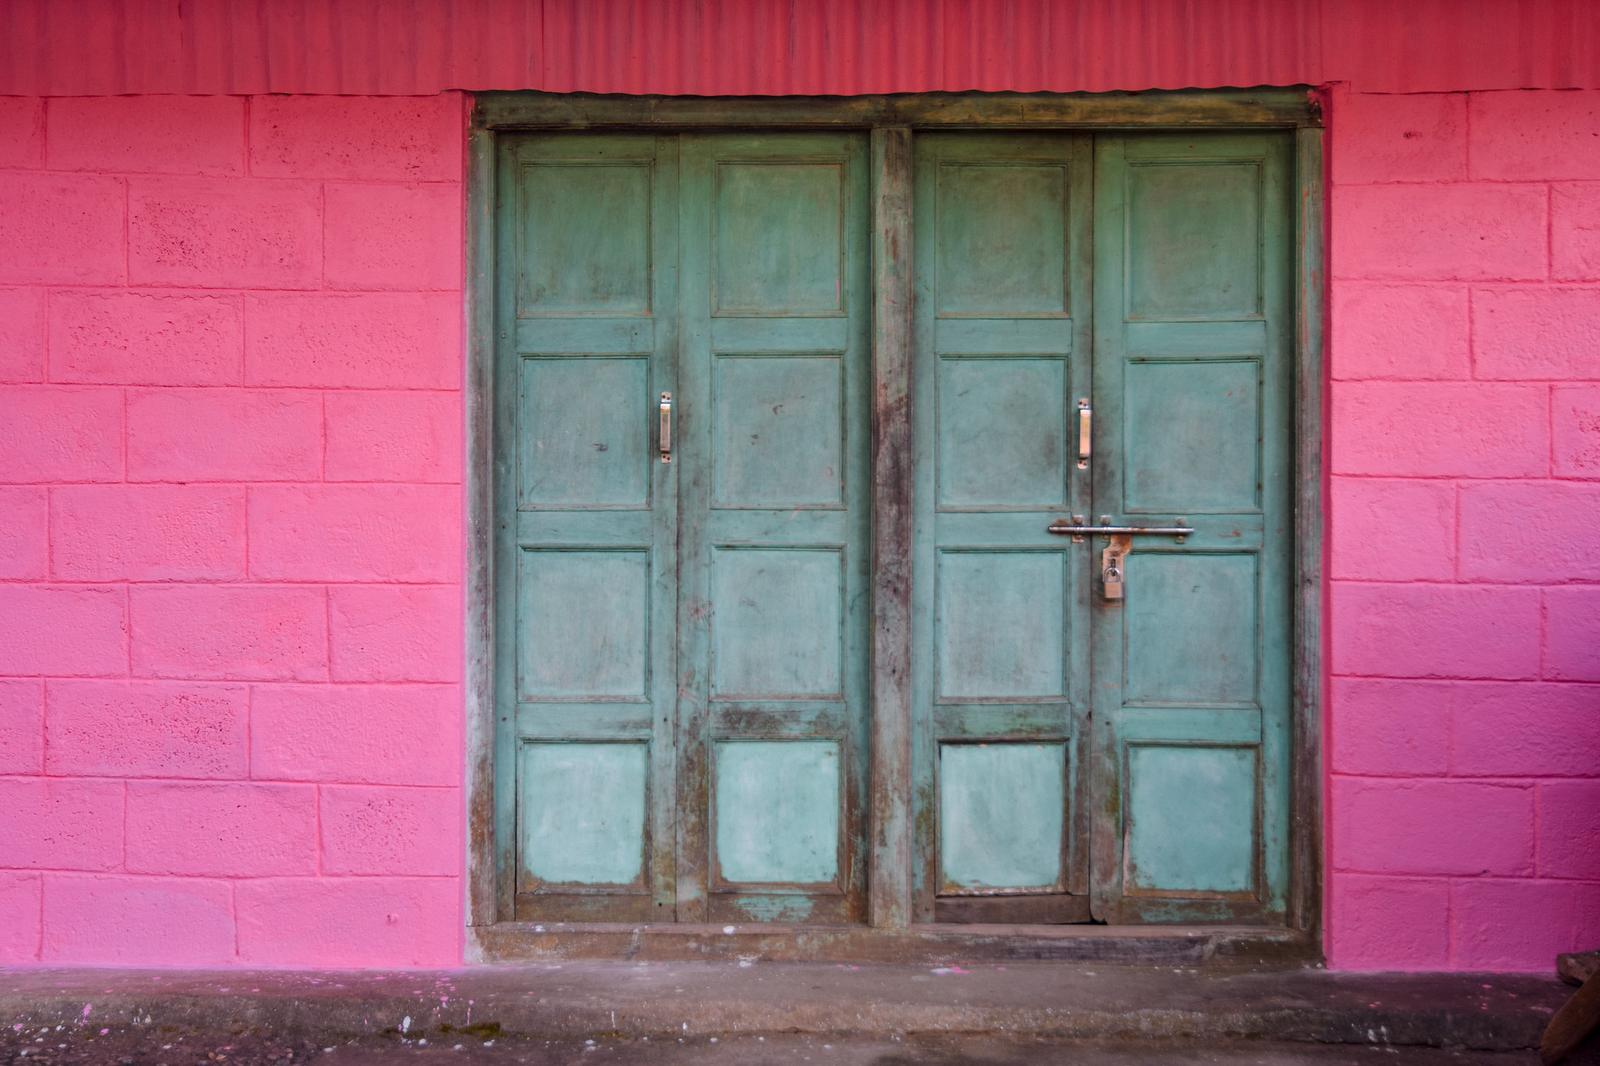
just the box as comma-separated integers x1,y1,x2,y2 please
1,0,1596,97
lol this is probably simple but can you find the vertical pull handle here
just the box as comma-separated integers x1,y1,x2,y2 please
659,392,672,464
1076,398,1092,469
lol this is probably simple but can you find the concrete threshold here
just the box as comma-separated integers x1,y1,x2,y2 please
0,962,1565,1053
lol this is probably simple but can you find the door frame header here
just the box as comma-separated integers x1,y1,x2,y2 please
474,89,1323,132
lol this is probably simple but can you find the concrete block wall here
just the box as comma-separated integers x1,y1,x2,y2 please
2,86,1598,972
0,94,467,966
1327,88,1600,971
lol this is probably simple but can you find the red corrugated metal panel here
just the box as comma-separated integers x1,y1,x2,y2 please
1,0,1596,97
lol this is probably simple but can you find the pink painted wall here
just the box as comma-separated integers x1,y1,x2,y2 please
1326,87,1600,971
0,85,1597,972
0,94,468,967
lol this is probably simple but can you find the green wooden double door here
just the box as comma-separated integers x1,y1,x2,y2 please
494,130,1294,927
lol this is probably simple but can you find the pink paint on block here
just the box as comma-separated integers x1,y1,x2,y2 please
1553,385,1600,477
42,875,236,966
1329,283,1469,381
1332,184,1547,281
1331,583,1541,680
247,484,461,583
1452,880,1600,972
130,585,328,681
0,486,48,579
0,778,125,871
0,287,46,383
0,874,42,963
126,782,318,877
51,484,247,581
48,291,244,386
0,679,45,775
0,173,125,285
249,685,459,786
127,388,323,482
324,391,462,483
244,292,461,389
128,177,322,289
329,585,462,682
47,96,245,176
0,386,124,483
0,585,128,676
45,680,249,779
319,785,460,876
1331,778,1534,877
1328,875,1450,971
1543,588,1600,683
235,878,459,967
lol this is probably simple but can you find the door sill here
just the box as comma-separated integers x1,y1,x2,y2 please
469,921,1317,966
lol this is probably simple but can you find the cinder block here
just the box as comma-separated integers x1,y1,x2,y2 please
244,292,460,389
1452,879,1600,972
47,96,245,175
1330,381,1547,477
45,680,248,779
248,484,460,582
324,183,463,290
1469,90,1600,181
0,173,124,285
1545,587,1600,682
235,877,459,967
42,874,235,966
0,97,43,168
1332,92,1467,184
329,585,460,682
249,95,461,181
1331,777,1533,876
1553,184,1600,280
1452,682,1600,776
130,585,327,681
0,874,41,963
126,782,317,877
1331,582,1540,679
1332,184,1546,281
49,291,243,386
0,288,46,383
1328,283,1469,380
1473,287,1600,380
319,785,459,875
0,386,123,483
0,585,127,677
1329,679,1451,775
127,388,322,482
0,486,48,579
128,177,320,289
250,684,458,786
0,778,125,871
1537,781,1600,880
51,484,246,581
1327,874,1450,971
1330,478,1455,581
0,679,44,775
1460,482,1600,581
1553,385,1600,478
324,391,462,483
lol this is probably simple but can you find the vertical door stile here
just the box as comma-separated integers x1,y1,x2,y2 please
1088,132,1295,924
910,133,1095,924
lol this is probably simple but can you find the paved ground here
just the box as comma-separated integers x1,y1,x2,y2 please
0,1028,1575,1065
0,961,1580,1064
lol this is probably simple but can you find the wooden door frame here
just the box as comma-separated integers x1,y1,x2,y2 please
465,89,1327,962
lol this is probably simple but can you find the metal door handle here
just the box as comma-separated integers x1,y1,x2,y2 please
1076,399,1091,470
659,392,672,464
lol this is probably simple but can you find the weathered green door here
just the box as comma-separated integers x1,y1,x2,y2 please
494,133,870,923
912,131,1294,924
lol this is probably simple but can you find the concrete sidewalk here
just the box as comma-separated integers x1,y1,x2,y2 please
0,961,1568,1054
